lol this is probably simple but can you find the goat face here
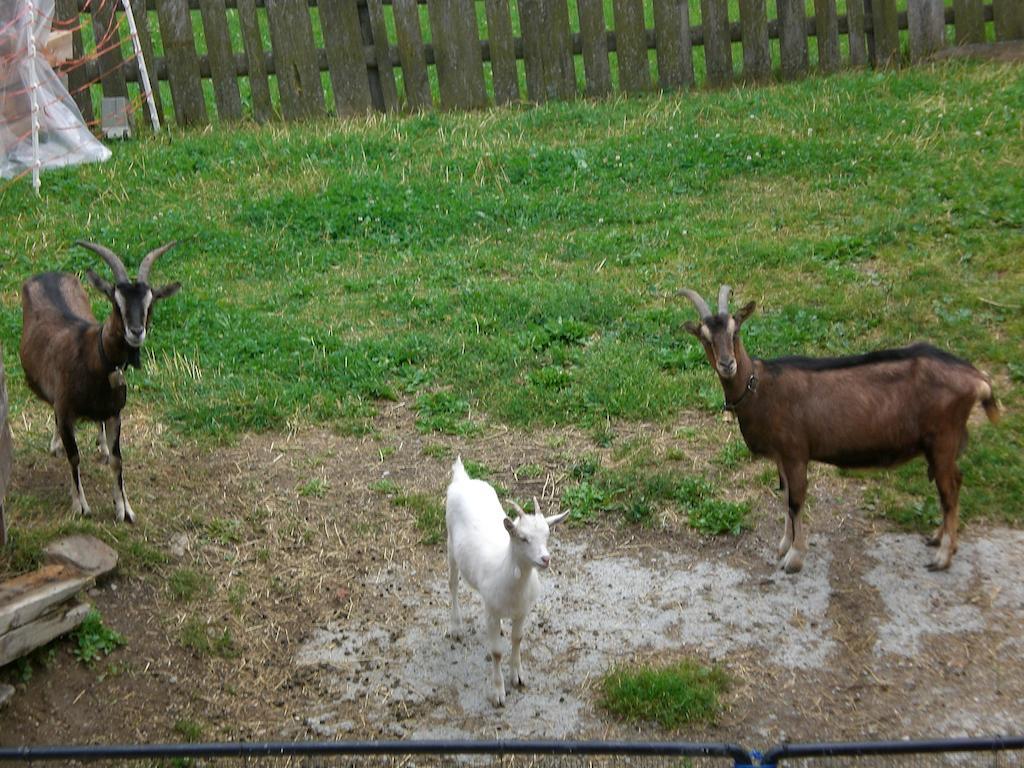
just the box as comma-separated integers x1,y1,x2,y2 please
681,286,756,381
80,241,181,350
503,498,570,570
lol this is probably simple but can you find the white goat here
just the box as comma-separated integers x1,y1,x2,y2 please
445,456,568,707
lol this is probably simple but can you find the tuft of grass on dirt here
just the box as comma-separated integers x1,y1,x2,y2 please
179,617,239,658
599,658,730,729
168,568,213,603
72,609,127,667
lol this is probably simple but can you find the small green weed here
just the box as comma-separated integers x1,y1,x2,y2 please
168,568,212,603
173,718,204,742
462,459,493,478
179,618,237,658
415,392,479,436
714,440,749,470
599,659,729,729
396,492,446,545
72,609,127,667
369,478,401,495
515,463,544,479
297,477,330,498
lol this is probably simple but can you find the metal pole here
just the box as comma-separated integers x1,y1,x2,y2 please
119,0,159,132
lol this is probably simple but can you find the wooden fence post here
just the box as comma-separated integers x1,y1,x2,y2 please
319,0,373,118
907,0,947,61
199,0,243,121
776,0,809,79
578,0,612,97
739,0,771,81
952,0,985,44
393,0,433,110
993,0,1024,41
518,0,575,103
54,0,93,121
428,0,488,110
700,0,733,87
653,0,694,90
846,0,868,66
614,0,653,93
266,0,325,121
156,0,208,125
484,0,519,105
364,0,400,112
869,0,900,67
237,0,273,122
813,0,840,72
90,0,128,101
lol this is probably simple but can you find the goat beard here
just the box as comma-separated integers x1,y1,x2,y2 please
126,347,142,369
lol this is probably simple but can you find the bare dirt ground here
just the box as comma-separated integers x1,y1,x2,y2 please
1,400,1022,748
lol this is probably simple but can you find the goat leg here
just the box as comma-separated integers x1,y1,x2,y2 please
447,549,462,639
485,611,506,706
105,416,135,523
927,453,962,571
510,615,527,688
96,423,111,464
780,461,808,574
58,415,90,517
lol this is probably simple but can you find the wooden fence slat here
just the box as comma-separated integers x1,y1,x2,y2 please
776,0,808,79
156,0,208,125
91,0,129,98
813,0,840,72
993,0,1024,41
0,352,9,548
265,0,325,120
846,0,868,66
953,0,986,44
54,0,93,121
869,0,900,67
907,0,947,61
0,602,90,669
393,0,433,110
427,0,488,110
577,0,612,97
739,0,771,80
652,0,694,89
128,0,164,123
318,0,373,117
366,0,399,111
518,0,575,102
236,0,273,122
613,0,652,93
484,0,519,105
700,0,733,87
199,0,243,120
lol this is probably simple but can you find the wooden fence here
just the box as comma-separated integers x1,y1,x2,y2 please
60,0,1023,128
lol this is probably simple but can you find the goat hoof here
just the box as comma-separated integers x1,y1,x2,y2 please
512,675,525,689
492,692,506,707
781,550,804,574
926,557,951,572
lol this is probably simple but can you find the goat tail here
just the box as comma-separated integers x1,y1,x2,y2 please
977,374,1002,425
451,455,469,484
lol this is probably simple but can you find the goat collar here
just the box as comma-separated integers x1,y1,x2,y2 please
97,326,117,373
98,325,142,373
723,373,758,412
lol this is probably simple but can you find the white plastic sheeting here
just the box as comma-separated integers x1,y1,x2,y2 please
0,0,110,183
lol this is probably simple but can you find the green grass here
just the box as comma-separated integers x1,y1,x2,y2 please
0,62,1020,533
600,658,729,729
168,568,213,603
72,609,127,667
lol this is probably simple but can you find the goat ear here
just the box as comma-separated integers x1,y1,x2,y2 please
503,517,516,535
734,301,756,326
152,282,181,301
683,321,703,338
545,510,570,528
85,269,114,300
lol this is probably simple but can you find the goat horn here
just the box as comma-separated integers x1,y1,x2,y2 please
718,285,732,315
678,288,713,320
507,500,526,518
76,241,129,283
138,241,178,284
533,496,542,516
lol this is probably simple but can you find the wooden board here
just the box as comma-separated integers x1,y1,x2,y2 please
0,602,90,668
653,0,694,89
700,0,733,87
738,0,771,81
577,0,611,97
394,0,433,110
318,0,373,117
953,0,986,45
156,0,208,125
199,0,243,121
813,0,840,72
869,0,901,67
366,0,400,111
236,0,274,122
427,0,488,110
0,352,9,548
265,0,325,121
517,0,575,103
777,0,809,79
0,564,93,636
993,0,1024,42
90,0,129,99
613,0,652,93
53,0,93,121
907,0,947,61
484,0,519,105
846,0,868,66
128,0,164,123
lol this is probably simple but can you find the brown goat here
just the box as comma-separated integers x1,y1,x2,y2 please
681,285,1000,573
20,242,180,523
